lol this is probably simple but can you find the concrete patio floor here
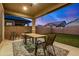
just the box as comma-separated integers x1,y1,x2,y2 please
0,39,79,56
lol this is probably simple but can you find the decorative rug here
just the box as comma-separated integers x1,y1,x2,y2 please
12,40,69,56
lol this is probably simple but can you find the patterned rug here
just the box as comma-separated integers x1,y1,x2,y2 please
12,40,69,56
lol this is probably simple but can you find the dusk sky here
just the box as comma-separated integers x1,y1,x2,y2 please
36,3,79,26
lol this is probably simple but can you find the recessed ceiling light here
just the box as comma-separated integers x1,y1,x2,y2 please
23,6,27,11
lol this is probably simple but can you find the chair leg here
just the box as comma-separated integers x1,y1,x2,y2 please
24,35,27,45
35,44,38,56
52,45,56,56
32,38,34,44
43,46,46,56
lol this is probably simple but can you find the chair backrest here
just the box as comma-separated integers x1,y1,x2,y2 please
46,34,56,46
24,31,31,33
10,32,19,40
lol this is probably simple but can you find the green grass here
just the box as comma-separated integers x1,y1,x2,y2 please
55,33,79,48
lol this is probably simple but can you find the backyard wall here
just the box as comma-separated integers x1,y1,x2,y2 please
5,26,32,39
53,26,79,35
36,26,51,34
36,26,79,35
5,25,79,40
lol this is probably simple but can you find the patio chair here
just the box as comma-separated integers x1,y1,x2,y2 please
36,34,56,56
10,32,19,40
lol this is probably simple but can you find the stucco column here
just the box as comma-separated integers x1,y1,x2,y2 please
32,18,36,33
0,4,4,42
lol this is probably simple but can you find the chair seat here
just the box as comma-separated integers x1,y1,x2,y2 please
37,38,45,42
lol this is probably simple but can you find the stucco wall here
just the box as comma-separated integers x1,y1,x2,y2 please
5,25,79,40
5,26,32,39
36,26,79,35
0,4,4,43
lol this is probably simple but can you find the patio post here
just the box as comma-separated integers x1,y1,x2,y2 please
32,18,36,33
0,4,4,42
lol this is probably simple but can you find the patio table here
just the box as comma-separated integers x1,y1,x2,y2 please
22,33,46,55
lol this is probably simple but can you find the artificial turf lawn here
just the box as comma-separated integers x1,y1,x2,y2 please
55,33,79,48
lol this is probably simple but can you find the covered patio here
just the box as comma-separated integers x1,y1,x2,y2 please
0,3,79,56
3,3,70,34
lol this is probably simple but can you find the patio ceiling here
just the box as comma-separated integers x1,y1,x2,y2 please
3,3,71,19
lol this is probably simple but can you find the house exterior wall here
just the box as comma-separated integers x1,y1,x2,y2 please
0,4,4,43
5,20,15,26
